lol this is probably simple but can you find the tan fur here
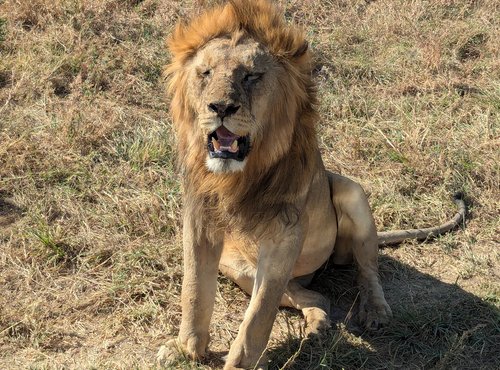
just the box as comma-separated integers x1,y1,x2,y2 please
158,1,392,368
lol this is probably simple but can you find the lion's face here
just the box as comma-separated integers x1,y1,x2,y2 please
186,36,279,173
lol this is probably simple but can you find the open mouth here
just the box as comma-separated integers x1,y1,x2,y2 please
207,126,250,161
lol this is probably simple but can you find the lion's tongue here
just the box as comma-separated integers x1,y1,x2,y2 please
215,126,239,152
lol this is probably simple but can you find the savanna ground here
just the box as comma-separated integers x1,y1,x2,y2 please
0,0,498,369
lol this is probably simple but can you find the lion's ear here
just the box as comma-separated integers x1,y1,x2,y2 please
293,41,308,58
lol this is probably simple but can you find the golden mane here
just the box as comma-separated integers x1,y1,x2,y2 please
167,0,310,69
166,0,320,236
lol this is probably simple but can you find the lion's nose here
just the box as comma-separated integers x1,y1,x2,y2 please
208,102,240,119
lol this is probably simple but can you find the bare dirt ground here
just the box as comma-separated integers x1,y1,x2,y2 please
0,0,498,369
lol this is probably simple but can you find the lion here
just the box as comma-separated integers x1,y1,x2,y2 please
158,1,466,369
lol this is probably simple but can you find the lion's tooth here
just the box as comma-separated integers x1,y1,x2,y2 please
231,140,238,151
212,137,220,150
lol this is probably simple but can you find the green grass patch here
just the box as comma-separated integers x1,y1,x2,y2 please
31,225,75,264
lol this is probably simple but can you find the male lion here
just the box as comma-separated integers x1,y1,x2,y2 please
158,1,466,368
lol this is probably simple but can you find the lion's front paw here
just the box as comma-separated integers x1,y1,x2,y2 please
223,337,268,370
224,364,268,370
223,359,268,370
358,300,392,330
157,334,209,367
157,339,182,367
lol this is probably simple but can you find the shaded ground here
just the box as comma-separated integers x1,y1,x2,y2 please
265,254,499,369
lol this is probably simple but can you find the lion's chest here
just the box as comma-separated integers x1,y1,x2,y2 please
293,215,337,277
292,183,338,277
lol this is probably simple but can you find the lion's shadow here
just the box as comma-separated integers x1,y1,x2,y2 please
0,194,23,231
263,254,499,370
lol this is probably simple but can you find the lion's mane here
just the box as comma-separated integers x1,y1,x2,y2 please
166,0,320,236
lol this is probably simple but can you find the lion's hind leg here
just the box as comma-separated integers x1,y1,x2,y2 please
220,248,331,336
328,172,392,329
281,279,331,335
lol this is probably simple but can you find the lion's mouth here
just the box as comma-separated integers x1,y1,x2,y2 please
207,126,250,161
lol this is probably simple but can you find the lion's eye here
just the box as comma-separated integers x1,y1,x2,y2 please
243,73,263,83
200,69,212,78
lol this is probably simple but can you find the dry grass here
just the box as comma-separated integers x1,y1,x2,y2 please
0,0,498,369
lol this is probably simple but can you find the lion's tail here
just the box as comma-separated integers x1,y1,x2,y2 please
377,193,467,246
